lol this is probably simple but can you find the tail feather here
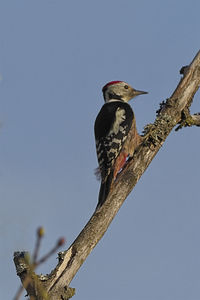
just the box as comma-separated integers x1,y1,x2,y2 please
96,171,114,209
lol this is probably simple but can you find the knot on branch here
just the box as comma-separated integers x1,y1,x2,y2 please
180,65,189,76
61,287,76,300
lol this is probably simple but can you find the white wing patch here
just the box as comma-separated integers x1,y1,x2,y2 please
109,108,126,135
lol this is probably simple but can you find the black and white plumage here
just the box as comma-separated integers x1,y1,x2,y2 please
95,101,134,182
94,81,147,208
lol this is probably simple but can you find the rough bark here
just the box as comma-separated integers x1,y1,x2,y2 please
14,50,200,300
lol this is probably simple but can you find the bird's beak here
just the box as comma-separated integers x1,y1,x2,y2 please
133,89,148,96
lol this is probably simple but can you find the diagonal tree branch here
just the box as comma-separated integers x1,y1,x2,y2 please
14,50,200,300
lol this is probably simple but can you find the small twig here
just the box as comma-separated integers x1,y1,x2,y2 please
33,227,45,263
191,113,200,126
13,228,65,300
175,111,200,131
13,285,24,300
35,238,65,267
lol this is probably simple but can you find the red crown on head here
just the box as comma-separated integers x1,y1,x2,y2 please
102,81,123,92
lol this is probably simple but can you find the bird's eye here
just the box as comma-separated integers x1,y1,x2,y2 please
124,85,129,89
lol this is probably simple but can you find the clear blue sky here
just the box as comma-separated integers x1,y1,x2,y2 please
0,1,200,299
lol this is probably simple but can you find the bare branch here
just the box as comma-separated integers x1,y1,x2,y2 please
175,112,200,131
191,113,200,125
14,50,200,300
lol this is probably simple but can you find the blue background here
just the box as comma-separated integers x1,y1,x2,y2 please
0,1,200,299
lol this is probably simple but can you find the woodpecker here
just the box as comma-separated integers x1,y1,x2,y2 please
94,81,147,209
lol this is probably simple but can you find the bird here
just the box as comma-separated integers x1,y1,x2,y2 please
94,81,147,209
